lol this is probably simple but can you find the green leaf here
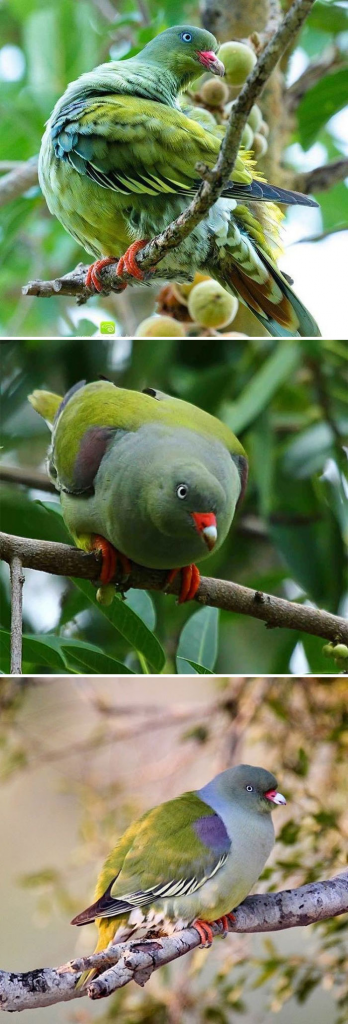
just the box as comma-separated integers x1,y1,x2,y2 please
71,580,165,673
177,659,214,674
176,606,219,674
125,589,156,632
60,639,133,675
0,630,67,673
282,422,347,478
298,68,348,149
221,343,302,434
307,1,348,34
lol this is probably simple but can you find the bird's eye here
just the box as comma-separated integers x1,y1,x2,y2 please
181,31,193,42
246,785,254,792
176,483,188,499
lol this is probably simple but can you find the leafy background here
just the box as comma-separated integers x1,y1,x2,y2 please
1,335,347,674
0,0,348,337
0,675,347,1023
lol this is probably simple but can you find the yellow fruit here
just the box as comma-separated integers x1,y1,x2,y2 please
201,77,230,107
253,133,268,159
247,104,263,133
173,273,211,304
135,316,186,338
241,123,254,149
333,644,348,660
218,41,257,87
96,585,115,606
188,281,238,329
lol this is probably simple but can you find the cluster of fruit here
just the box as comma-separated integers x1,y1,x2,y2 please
200,40,269,161
135,273,245,337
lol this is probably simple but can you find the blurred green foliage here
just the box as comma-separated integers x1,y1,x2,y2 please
1,335,347,674
0,0,348,337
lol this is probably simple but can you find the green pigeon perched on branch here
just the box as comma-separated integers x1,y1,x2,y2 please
29,379,248,603
71,764,286,988
39,25,320,338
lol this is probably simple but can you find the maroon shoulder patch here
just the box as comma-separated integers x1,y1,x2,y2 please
70,426,116,494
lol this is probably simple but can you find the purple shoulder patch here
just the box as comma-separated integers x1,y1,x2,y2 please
72,426,116,493
194,814,231,854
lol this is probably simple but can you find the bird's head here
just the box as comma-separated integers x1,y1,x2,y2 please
136,26,225,88
219,765,287,815
145,455,225,556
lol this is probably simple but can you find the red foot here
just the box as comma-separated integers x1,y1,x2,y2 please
194,919,214,947
166,564,201,603
214,912,236,936
85,257,125,294
116,239,150,282
91,535,131,585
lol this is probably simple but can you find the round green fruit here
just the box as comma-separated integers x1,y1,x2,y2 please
253,133,268,159
188,281,238,329
241,123,254,149
201,78,229,107
218,41,257,86
136,316,186,338
247,104,263,133
333,644,348,660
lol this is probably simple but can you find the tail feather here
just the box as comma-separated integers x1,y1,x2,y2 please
223,180,318,207
28,389,62,428
215,244,320,338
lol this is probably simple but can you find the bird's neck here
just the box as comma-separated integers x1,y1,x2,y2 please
197,779,232,820
125,57,180,106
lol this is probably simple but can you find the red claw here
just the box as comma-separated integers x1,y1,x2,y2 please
85,257,123,293
166,564,201,603
116,239,150,281
194,912,235,947
91,535,131,585
214,912,236,936
194,919,214,947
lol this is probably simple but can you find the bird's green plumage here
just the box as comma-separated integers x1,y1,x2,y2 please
39,26,320,337
71,764,284,986
29,380,247,570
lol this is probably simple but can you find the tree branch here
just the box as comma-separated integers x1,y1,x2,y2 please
0,872,346,1010
0,157,38,209
9,556,24,675
22,0,316,302
293,159,348,195
0,465,56,493
1,531,347,645
286,48,344,111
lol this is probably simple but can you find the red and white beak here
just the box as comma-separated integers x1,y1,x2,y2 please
197,50,225,76
192,512,218,551
264,789,286,806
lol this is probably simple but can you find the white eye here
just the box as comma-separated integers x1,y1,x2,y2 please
176,483,188,499
246,785,254,792
181,31,192,42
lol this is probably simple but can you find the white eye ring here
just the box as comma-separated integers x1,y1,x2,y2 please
246,785,254,792
177,483,188,499
181,31,192,42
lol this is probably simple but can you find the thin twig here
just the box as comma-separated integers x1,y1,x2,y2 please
0,872,346,1009
286,48,343,111
0,465,56,493
23,0,316,301
9,557,24,675
294,159,348,195
0,157,38,209
1,531,347,645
